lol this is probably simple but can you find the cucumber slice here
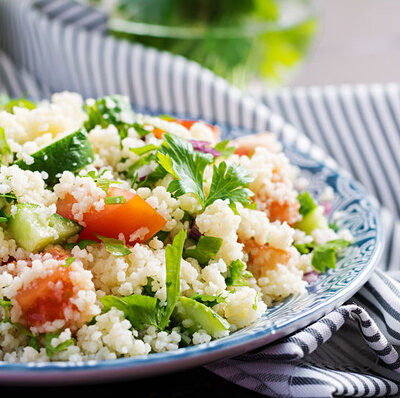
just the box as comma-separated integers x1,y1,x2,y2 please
15,129,94,186
173,296,229,337
295,206,329,235
8,204,82,252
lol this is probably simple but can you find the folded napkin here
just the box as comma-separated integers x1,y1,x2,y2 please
0,1,399,396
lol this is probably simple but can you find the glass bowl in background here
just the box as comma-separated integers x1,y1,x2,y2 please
88,0,317,88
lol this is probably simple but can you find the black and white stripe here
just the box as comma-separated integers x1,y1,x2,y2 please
0,1,399,397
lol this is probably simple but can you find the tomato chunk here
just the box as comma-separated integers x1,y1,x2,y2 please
57,187,166,243
152,118,220,141
15,266,75,327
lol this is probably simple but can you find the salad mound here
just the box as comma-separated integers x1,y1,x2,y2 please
0,92,351,362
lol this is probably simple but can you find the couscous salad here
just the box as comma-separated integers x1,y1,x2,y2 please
0,92,351,362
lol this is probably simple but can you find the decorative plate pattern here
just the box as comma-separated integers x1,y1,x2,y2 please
0,131,383,385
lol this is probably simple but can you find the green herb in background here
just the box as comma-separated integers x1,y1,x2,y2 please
87,0,317,86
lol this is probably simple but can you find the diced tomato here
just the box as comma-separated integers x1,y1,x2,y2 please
152,118,220,141
57,187,166,243
15,266,75,327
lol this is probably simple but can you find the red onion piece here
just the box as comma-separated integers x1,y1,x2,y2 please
190,140,220,157
188,224,202,242
303,271,319,283
321,201,333,215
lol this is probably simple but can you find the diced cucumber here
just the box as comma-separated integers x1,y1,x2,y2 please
15,129,94,186
295,206,329,235
48,213,83,245
173,296,229,337
8,204,82,252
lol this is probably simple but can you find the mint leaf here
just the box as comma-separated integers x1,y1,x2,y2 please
183,235,222,267
226,259,252,286
95,234,131,256
159,229,187,329
205,162,253,208
298,192,317,216
311,239,350,272
157,134,212,205
101,294,161,330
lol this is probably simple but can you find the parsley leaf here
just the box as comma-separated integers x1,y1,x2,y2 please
183,235,222,267
214,140,236,157
130,144,158,156
298,191,317,216
157,134,212,204
311,239,350,272
2,97,36,114
62,257,75,267
190,293,226,308
105,195,126,205
87,170,121,194
225,259,253,286
95,234,131,256
0,127,11,163
101,294,161,330
45,329,74,357
205,162,253,208
159,229,187,330
65,239,97,250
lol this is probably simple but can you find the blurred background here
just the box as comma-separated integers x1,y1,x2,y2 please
83,0,400,90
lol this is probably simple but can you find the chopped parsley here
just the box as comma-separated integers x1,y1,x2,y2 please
65,239,97,250
95,234,132,257
130,144,158,156
294,239,350,272
190,293,226,308
214,140,236,157
0,127,11,163
225,259,253,287
62,257,75,267
105,195,126,205
298,191,317,216
183,235,222,267
44,329,74,357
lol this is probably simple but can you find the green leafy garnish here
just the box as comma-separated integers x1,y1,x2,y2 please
183,235,222,267
311,239,350,272
190,293,226,308
105,196,126,205
214,140,236,157
329,222,339,232
157,134,253,209
2,97,36,114
130,144,158,156
143,277,156,297
298,191,317,216
225,259,253,287
159,229,187,330
133,122,152,138
0,192,17,204
65,239,97,250
101,294,161,330
62,257,75,267
84,95,134,142
154,230,170,243
44,329,74,357
0,208,10,224
293,242,313,254
205,162,253,208
87,170,121,193
0,127,11,163
157,134,212,205
95,234,131,256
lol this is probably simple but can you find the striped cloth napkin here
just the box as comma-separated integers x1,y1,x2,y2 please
0,1,400,396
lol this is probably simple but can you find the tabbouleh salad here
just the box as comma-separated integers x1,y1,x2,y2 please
0,92,352,362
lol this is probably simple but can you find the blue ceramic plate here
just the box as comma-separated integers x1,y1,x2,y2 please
0,129,383,385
